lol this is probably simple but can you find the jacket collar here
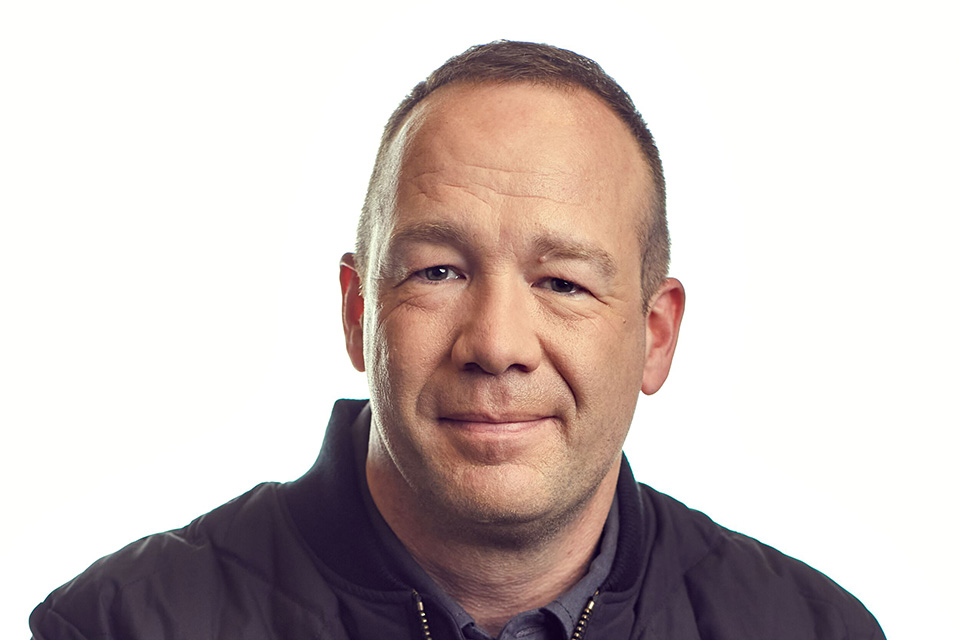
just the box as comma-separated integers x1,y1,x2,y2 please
281,399,688,637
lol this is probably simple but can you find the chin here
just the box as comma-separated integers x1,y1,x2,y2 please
431,465,588,542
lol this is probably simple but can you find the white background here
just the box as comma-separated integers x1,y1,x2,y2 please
2,1,957,637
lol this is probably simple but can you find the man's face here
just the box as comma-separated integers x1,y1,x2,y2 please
344,83,676,532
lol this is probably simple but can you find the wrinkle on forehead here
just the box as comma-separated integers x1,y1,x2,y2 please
411,178,493,209
410,175,580,209
405,164,585,209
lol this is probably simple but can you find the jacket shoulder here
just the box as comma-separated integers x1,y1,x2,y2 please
638,484,884,639
29,483,338,640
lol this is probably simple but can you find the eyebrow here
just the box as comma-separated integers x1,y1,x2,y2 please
388,221,472,251
386,221,619,279
533,234,618,279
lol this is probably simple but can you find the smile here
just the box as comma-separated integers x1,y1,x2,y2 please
438,414,554,435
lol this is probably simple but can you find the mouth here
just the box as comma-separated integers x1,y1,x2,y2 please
435,410,560,463
438,412,555,434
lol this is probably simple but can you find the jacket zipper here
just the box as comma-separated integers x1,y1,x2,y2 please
412,590,599,640
570,591,598,640
413,590,434,639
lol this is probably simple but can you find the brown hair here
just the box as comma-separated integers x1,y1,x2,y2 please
356,40,669,310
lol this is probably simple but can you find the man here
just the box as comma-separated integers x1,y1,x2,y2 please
30,41,884,639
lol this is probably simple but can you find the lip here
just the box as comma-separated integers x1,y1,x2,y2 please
438,413,554,434
442,410,550,422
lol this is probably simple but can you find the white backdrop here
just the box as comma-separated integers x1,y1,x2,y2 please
3,1,957,637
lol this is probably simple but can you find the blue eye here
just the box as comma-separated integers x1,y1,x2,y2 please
548,278,581,294
419,266,458,281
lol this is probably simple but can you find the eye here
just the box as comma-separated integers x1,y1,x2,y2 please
415,265,461,282
539,277,585,295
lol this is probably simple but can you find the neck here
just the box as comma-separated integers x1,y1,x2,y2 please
367,453,619,636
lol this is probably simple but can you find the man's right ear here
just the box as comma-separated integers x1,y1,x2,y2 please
339,253,365,372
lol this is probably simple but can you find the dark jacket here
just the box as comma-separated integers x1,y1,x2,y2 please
30,400,884,639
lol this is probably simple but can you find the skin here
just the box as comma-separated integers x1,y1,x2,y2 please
340,82,685,634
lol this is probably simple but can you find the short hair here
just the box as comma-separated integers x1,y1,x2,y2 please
356,40,669,311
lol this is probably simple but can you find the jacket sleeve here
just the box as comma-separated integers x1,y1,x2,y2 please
30,601,97,640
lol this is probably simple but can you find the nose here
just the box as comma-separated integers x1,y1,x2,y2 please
451,276,542,375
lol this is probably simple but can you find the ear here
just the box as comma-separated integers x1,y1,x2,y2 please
339,253,365,372
641,278,685,395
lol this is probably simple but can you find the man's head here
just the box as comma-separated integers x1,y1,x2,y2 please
340,41,684,543
355,40,669,313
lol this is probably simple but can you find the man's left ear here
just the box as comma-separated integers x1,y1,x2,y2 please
641,277,685,395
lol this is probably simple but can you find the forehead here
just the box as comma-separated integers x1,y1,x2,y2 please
369,82,652,269
393,82,649,203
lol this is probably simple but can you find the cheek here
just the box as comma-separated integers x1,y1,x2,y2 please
550,311,645,385
366,301,458,400
545,312,646,439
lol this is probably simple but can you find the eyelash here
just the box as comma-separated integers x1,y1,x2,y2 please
410,266,588,296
